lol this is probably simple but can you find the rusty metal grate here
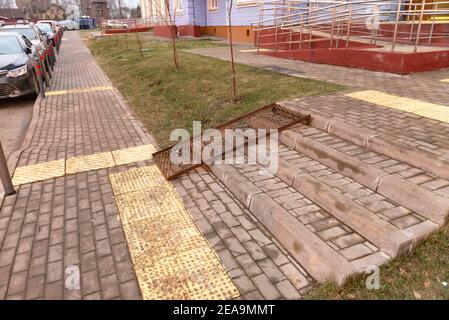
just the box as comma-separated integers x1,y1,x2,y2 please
153,103,310,180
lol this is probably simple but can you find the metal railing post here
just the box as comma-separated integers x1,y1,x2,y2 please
429,2,437,44
299,12,304,49
414,0,426,52
330,7,336,48
0,140,15,196
391,0,402,52
346,4,352,48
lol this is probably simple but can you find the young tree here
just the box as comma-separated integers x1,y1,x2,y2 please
152,0,180,69
227,0,238,102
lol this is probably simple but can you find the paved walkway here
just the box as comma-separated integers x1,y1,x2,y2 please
187,47,449,160
0,32,313,300
0,32,150,299
2,32,449,300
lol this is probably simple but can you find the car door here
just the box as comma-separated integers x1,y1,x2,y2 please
19,36,39,77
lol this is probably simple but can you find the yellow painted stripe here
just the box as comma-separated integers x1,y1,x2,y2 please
346,90,449,123
12,144,155,186
46,86,113,96
240,48,271,53
440,79,449,83
109,166,239,300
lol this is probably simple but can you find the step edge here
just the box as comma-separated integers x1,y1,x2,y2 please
278,101,449,181
208,163,356,286
276,158,414,257
280,129,449,225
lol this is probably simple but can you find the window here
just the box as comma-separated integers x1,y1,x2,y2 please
174,0,183,12
208,0,218,12
97,9,103,17
0,37,22,55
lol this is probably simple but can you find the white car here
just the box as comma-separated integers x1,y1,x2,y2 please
105,21,129,29
60,20,79,31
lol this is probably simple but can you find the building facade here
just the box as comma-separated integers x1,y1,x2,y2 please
140,0,258,42
80,0,109,24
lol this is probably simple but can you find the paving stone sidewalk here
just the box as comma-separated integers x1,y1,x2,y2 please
0,32,151,300
2,31,449,300
0,31,315,300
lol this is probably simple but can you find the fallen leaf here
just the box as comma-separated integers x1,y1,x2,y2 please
413,290,422,299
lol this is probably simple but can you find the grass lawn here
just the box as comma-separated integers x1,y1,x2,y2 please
86,34,342,148
306,223,449,300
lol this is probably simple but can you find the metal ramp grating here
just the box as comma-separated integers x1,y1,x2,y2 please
153,103,311,180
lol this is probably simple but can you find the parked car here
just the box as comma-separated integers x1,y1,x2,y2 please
37,20,63,53
0,24,53,87
36,23,60,54
37,20,58,31
0,32,42,99
104,20,129,29
59,20,79,31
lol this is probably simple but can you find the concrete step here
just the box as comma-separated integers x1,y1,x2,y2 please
274,143,437,255
279,100,449,182
207,161,391,286
279,125,449,225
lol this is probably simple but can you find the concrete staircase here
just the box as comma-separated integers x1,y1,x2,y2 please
200,102,449,286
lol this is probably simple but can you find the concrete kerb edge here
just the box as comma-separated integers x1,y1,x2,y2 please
278,100,449,225
208,162,356,286
0,95,44,206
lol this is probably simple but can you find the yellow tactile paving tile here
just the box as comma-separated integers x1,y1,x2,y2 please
66,151,116,174
440,79,449,83
12,159,65,186
109,165,239,300
112,144,156,166
45,86,113,96
346,90,449,123
12,144,155,186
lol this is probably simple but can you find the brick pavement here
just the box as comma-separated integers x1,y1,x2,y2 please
0,31,317,300
2,31,449,300
187,47,449,160
0,31,152,299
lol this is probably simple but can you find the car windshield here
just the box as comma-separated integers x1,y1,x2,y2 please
36,24,52,33
0,36,22,54
0,28,37,40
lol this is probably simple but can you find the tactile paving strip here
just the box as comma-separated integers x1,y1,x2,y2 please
346,90,449,123
45,86,114,96
66,151,116,174
12,144,155,186
112,144,156,166
109,165,240,300
12,159,65,186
